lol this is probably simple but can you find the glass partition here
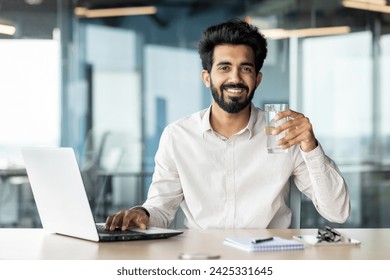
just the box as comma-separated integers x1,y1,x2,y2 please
299,31,390,228
1,0,390,228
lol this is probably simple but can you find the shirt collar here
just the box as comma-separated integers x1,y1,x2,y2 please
201,103,258,140
246,103,258,139
201,105,213,137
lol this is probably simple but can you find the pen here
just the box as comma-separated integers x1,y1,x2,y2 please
252,237,274,244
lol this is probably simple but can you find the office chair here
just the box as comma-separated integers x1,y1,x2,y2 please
81,131,110,203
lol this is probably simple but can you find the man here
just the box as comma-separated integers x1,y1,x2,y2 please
105,19,350,231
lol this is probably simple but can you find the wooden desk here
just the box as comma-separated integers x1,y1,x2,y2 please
0,228,389,260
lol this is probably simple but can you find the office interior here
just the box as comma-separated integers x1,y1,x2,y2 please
0,0,389,229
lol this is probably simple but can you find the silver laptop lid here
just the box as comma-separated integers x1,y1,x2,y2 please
22,147,100,241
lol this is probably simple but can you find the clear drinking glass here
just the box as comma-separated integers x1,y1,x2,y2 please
264,103,289,153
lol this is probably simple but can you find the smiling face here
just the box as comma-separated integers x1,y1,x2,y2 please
202,44,262,114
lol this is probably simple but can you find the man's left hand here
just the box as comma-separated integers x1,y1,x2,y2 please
273,109,318,152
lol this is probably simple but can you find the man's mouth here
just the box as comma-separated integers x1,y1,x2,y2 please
225,87,244,94
222,84,248,95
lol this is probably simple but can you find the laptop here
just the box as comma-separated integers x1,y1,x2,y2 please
21,147,183,242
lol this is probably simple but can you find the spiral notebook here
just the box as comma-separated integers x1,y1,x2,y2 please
224,237,304,252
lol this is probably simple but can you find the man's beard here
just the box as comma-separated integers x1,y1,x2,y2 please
210,80,255,113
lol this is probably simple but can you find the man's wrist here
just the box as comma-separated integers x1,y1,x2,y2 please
130,206,150,217
300,139,318,152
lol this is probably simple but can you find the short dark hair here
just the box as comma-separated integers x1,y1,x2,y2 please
198,19,267,73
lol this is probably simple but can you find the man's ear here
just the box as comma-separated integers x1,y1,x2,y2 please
256,72,263,87
201,70,211,88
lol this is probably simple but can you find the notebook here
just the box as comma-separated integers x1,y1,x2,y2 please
224,236,304,252
21,147,183,242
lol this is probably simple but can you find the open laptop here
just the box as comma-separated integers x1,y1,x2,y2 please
21,147,183,242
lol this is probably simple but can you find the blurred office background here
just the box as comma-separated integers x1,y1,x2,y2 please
0,0,390,229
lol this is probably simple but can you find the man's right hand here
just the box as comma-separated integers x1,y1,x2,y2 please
105,208,149,231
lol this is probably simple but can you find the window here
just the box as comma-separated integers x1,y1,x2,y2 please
0,39,60,166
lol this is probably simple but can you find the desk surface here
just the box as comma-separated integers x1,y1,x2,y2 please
0,228,389,260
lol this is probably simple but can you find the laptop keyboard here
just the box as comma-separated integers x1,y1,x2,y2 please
96,224,141,235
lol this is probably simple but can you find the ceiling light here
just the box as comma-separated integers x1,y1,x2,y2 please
260,26,351,40
74,6,157,18
342,0,390,13
0,23,16,36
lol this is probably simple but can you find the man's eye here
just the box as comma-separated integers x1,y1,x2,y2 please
242,66,253,72
219,66,229,71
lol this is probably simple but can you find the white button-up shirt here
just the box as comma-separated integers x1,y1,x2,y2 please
143,103,350,229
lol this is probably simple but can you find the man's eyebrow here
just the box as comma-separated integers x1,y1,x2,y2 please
241,62,255,67
215,61,255,67
215,61,232,66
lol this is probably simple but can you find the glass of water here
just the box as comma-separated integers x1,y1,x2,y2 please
264,104,289,153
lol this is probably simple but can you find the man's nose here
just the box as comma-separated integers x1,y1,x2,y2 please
228,68,242,83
